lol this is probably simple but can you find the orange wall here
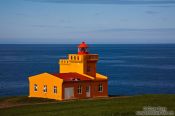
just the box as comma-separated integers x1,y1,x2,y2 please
59,54,98,77
59,54,84,74
29,73,63,100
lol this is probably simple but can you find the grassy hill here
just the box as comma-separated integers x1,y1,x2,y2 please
0,94,175,116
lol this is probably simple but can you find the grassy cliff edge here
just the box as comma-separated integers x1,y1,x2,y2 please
0,94,175,116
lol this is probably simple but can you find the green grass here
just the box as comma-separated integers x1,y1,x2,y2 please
0,96,56,104
0,94,175,116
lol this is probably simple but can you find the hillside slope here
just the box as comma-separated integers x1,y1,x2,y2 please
0,94,175,116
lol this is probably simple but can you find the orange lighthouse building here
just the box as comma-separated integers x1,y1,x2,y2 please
28,42,108,100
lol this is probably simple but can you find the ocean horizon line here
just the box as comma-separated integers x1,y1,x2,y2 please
0,43,175,45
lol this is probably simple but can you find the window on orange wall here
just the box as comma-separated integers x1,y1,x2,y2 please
53,86,57,94
98,83,103,92
43,85,47,93
78,85,82,94
34,84,38,92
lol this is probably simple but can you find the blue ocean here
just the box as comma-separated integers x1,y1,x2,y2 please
0,44,175,97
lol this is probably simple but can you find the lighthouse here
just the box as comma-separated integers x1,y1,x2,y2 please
29,42,108,100
60,42,98,77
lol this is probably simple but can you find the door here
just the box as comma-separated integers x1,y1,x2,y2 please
64,87,74,100
86,86,91,97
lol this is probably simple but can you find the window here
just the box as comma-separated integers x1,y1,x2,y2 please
43,85,47,93
87,65,90,72
86,86,89,92
74,56,76,60
77,56,79,60
34,84,38,92
78,85,82,94
98,83,103,92
53,86,57,94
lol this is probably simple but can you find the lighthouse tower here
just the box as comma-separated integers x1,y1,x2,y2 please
59,42,98,77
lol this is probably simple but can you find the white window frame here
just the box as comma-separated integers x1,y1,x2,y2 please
43,85,47,93
34,84,38,92
98,83,103,92
78,85,82,94
53,86,57,94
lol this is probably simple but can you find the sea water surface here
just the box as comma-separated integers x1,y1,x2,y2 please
0,44,175,97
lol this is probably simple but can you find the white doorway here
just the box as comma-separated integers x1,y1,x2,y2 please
86,86,91,97
64,87,74,100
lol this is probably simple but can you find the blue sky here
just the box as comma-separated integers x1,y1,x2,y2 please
0,0,175,44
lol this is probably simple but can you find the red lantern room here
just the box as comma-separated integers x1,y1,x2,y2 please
78,42,88,54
